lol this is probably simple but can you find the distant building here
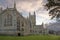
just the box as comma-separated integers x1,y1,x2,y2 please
0,2,45,36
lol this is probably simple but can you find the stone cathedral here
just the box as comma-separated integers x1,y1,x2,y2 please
0,2,36,36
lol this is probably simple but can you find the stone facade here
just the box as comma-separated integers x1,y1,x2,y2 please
0,2,45,36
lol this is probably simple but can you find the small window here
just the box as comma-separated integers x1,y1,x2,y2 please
21,28,24,31
30,30,32,32
22,24,24,26
22,22,25,27
17,17,20,31
39,31,42,33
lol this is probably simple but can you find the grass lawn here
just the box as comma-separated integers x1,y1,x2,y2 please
0,35,60,40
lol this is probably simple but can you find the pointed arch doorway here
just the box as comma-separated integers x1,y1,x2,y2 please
18,33,21,36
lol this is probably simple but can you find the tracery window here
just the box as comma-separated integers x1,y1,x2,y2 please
17,17,20,31
4,14,12,26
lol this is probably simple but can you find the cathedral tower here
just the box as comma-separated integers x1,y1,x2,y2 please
29,12,36,26
34,11,36,26
29,11,36,34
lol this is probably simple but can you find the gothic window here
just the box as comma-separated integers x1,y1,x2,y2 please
30,30,32,32
22,22,24,27
17,17,20,31
39,31,42,33
21,28,24,31
4,14,12,26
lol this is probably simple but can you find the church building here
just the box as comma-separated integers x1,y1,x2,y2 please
0,2,36,36
0,3,36,36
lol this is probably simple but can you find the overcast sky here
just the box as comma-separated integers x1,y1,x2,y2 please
0,0,56,25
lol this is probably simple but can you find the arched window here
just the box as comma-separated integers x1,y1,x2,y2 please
21,28,24,31
17,17,20,31
4,14,12,26
22,22,24,27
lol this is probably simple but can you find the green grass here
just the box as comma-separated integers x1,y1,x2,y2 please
0,35,60,40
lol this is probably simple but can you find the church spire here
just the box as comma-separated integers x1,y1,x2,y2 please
34,11,36,25
14,0,16,9
29,12,31,20
34,11,36,17
7,4,8,9
42,22,44,27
